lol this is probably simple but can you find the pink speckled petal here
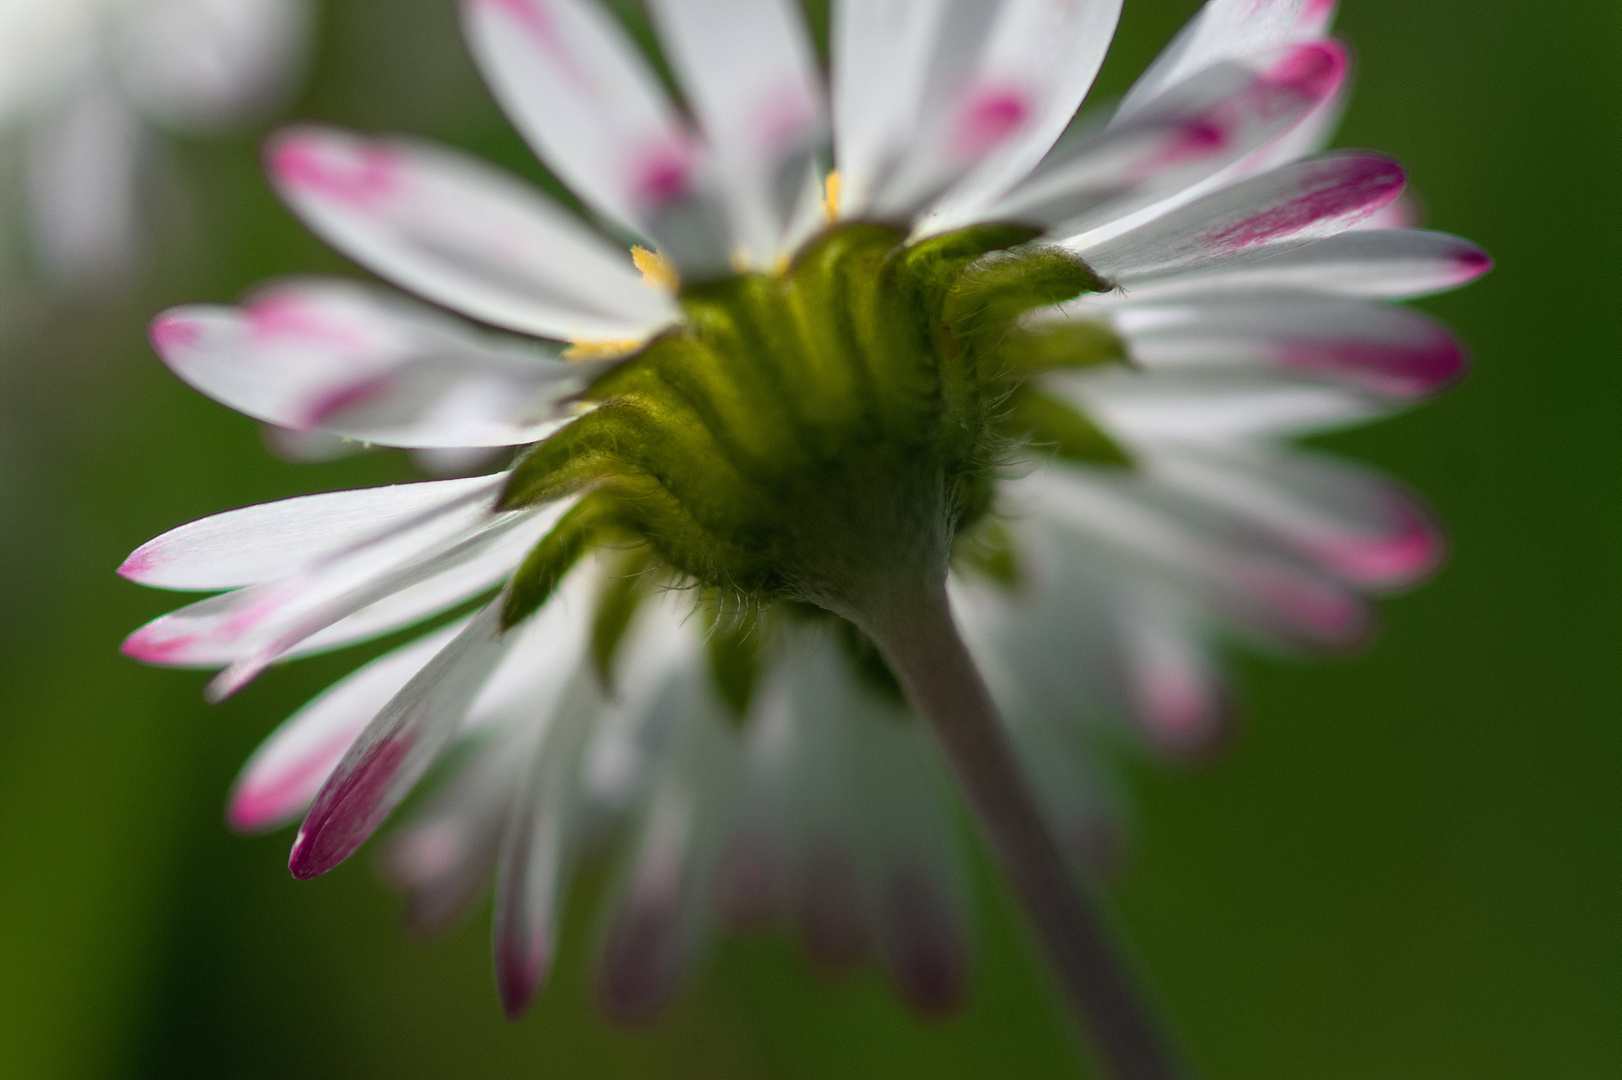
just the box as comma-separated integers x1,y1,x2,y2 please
290,602,512,879
268,126,673,341
229,623,462,833
120,473,500,592
1078,152,1405,284
1117,0,1335,121
462,0,704,235
644,0,824,266
997,41,1345,238
835,0,1122,220
154,280,606,449
919,0,1125,231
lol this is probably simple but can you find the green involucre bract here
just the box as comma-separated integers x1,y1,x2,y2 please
500,222,1127,630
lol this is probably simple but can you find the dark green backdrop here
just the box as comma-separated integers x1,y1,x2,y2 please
2,2,1617,1077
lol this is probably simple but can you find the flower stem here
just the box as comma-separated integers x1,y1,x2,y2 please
851,575,1185,1080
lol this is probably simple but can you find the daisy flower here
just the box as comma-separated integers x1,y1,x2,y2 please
0,0,312,282
123,1,1488,1076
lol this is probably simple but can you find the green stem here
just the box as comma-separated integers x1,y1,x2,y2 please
847,575,1185,1080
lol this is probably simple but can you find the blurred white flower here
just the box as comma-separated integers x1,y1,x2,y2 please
123,0,1486,1046
0,0,313,282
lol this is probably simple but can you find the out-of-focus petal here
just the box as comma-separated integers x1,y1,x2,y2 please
1116,588,1229,755
597,671,740,1023
117,0,312,131
152,280,610,449
1115,0,1335,121
1050,367,1383,446
383,723,529,935
1019,467,1368,649
1148,448,1443,587
267,126,674,341
493,673,597,1017
26,78,142,282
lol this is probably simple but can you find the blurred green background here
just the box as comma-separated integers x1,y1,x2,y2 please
1,1,1617,1077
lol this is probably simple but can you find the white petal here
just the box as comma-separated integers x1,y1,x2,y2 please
382,566,597,935
463,562,596,729
1115,0,1333,121
124,497,566,694
267,125,674,340
1099,228,1492,301
581,588,700,808
285,506,564,659
644,0,824,266
120,473,503,591
1074,152,1405,282
1050,367,1383,444
228,621,466,833
152,279,609,449
290,601,515,878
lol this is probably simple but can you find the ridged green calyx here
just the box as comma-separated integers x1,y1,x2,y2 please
499,222,1127,633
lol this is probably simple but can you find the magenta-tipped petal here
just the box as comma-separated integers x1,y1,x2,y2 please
879,865,969,1017
597,888,684,1025
289,734,416,879
797,843,866,969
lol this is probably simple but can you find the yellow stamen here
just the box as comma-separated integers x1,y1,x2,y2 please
822,170,842,222
631,245,679,292
563,339,643,362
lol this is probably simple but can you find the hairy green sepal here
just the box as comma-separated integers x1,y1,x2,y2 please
502,222,1120,620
